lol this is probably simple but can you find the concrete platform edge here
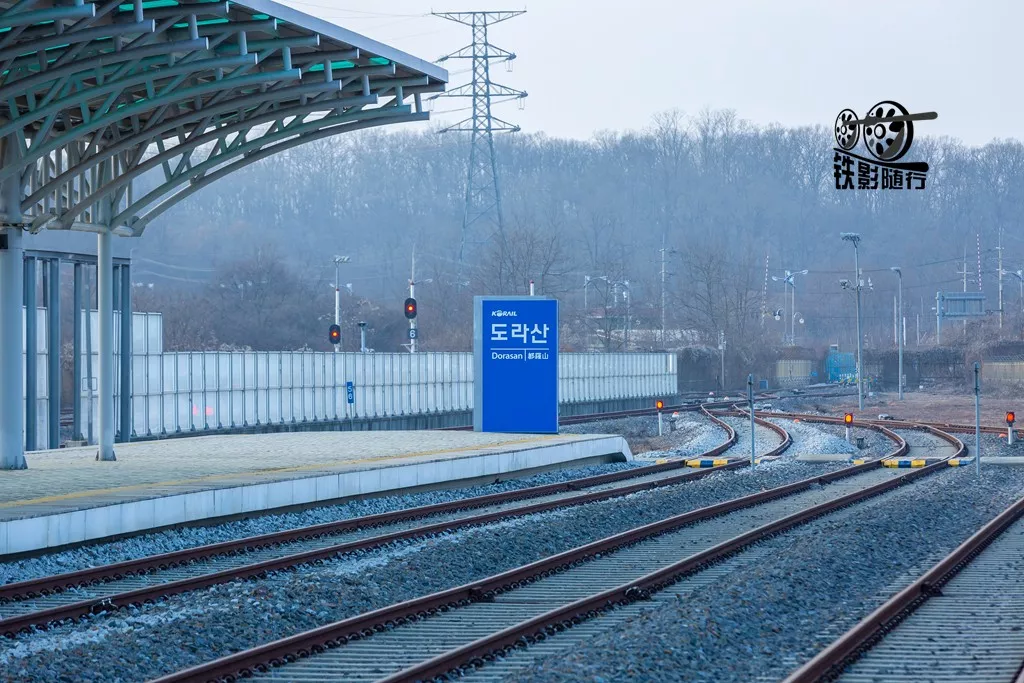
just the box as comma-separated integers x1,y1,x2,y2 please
0,435,632,556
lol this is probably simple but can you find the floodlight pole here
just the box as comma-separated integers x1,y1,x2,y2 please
842,233,864,410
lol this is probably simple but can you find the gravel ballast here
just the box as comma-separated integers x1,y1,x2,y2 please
514,466,1024,683
767,418,893,459
0,461,646,587
562,414,728,458
719,416,783,457
0,460,844,682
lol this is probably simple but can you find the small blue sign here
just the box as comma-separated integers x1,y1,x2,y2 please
408,327,418,339
474,296,559,433
345,381,354,404
810,370,818,378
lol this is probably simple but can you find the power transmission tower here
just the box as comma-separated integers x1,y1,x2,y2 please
430,11,528,282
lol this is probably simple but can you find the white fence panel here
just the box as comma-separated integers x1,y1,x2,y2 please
81,348,677,437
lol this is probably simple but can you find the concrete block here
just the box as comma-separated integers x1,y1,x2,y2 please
83,506,112,542
396,464,417,489
125,498,157,534
45,512,72,548
357,468,381,495
214,486,243,517
66,509,87,545
184,491,216,522
266,481,293,510
314,475,339,502
154,494,186,528
339,472,360,498
292,478,317,506
6,516,47,554
241,484,269,513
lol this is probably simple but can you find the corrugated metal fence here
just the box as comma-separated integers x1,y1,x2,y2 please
77,351,676,440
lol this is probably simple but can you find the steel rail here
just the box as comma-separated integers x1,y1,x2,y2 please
0,409,768,636
152,425,934,683
749,410,1020,439
783,487,1024,682
0,409,734,602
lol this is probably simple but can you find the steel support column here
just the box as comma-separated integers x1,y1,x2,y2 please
47,259,60,449
119,264,132,443
24,256,37,452
73,262,83,441
0,226,26,469
96,230,116,461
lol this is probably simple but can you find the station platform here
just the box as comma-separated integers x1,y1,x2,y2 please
0,431,632,556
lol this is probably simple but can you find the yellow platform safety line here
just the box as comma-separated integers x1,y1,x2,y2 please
685,458,729,468
881,459,927,468
850,458,868,465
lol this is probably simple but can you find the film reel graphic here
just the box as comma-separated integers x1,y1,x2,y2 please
833,101,937,162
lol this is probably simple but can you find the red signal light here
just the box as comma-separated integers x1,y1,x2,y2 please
404,297,417,319
328,324,341,344
844,413,853,425
1008,412,1016,425
655,400,664,410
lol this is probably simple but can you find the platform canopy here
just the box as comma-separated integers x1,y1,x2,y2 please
0,0,447,234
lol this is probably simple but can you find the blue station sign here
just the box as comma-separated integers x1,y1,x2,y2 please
473,296,559,433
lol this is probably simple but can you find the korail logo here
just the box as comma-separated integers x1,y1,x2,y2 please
833,101,937,190
490,309,518,318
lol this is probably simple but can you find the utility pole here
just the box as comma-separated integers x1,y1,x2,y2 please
431,11,527,281
841,233,864,410
891,267,903,400
997,228,1004,329
719,330,726,392
974,362,981,476
333,255,350,352
660,243,667,346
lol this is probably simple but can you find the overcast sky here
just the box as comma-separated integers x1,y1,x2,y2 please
280,0,1020,147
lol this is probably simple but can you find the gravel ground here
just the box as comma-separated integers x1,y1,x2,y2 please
0,459,846,682
0,461,646,587
767,419,894,459
517,466,1024,683
979,431,1024,457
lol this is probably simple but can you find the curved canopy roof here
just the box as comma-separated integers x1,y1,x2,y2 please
0,0,447,235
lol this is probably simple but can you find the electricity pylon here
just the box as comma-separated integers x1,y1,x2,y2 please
430,11,528,281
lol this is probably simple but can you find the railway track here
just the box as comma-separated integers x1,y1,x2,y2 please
0,408,795,637
152,423,947,683
785,477,1024,683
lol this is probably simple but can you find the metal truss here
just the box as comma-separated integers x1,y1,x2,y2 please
0,0,446,235
430,10,526,274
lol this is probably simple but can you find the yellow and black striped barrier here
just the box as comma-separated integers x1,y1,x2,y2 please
686,458,729,468
881,459,927,468
947,458,975,467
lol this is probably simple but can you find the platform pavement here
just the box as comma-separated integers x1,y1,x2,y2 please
0,430,632,555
